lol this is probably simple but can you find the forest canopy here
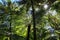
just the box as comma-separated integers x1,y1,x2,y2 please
0,0,60,40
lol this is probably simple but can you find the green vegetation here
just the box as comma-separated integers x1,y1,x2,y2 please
0,0,60,40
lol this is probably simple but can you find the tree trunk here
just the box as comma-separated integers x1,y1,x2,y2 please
31,0,37,40
26,24,31,40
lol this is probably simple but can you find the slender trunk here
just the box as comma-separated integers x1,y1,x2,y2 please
31,0,37,40
27,24,31,40
9,20,12,40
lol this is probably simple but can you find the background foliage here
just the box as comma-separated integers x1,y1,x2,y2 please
0,0,60,40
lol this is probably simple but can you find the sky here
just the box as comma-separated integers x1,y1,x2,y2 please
0,0,3,3
0,0,22,5
0,0,22,3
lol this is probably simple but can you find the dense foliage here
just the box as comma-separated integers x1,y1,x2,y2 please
0,0,60,40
